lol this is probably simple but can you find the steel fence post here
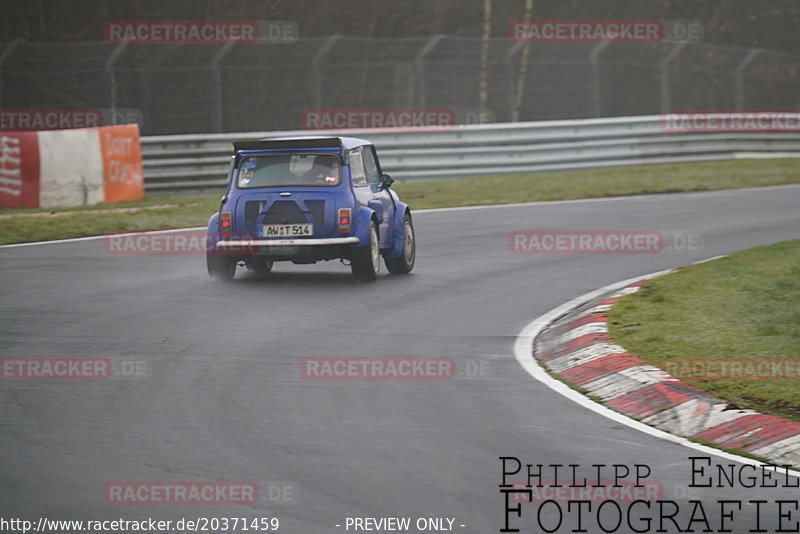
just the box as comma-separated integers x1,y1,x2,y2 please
0,39,24,110
660,42,688,112
734,49,761,111
211,42,235,132
504,42,523,121
104,42,128,123
590,41,611,118
310,35,341,110
415,35,443,108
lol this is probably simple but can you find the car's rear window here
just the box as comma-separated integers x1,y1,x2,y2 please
237,153,340,188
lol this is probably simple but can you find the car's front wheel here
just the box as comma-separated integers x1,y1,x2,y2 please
207,253,237,281
351,221,380,282
385,214,415,274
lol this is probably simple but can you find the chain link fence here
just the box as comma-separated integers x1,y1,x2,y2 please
1,36,798,135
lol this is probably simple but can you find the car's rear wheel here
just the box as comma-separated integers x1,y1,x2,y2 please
385,214,415,274
351,221,380,282
207,253,237,281
245,257,273,273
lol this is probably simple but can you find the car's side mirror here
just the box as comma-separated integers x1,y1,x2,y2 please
379,173,394,190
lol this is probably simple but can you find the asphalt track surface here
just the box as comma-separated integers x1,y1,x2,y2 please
1,185,799,533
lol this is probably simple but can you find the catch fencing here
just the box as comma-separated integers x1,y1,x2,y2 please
2,36,799,135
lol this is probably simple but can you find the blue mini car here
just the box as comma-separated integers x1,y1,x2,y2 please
206,136,415,282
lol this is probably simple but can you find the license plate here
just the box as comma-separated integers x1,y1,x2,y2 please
260,224,313,237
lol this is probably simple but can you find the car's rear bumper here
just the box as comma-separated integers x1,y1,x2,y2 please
215,237,359,248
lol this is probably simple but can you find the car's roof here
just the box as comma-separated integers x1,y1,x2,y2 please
260,136,371,150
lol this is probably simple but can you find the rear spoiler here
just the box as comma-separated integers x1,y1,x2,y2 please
233,138,342,152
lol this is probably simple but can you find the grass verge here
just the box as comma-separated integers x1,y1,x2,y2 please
392,157,800,208
608,239,800,422
0,196,221,245
1,158,799,245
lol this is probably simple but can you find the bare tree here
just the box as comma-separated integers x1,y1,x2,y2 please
512,0,534,122
478,0,492,122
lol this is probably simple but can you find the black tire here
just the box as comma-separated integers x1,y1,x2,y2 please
350,221,380,282
385,213,415,274
245,257,273,273
207,253,236,281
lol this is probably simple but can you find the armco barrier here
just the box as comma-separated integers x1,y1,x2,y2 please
141,115,800,194
0,124,144,208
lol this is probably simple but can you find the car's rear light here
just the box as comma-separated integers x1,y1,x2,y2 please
338,208,351,234
220,211,232,237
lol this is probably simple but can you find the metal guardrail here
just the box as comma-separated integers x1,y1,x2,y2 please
141,115,800,193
